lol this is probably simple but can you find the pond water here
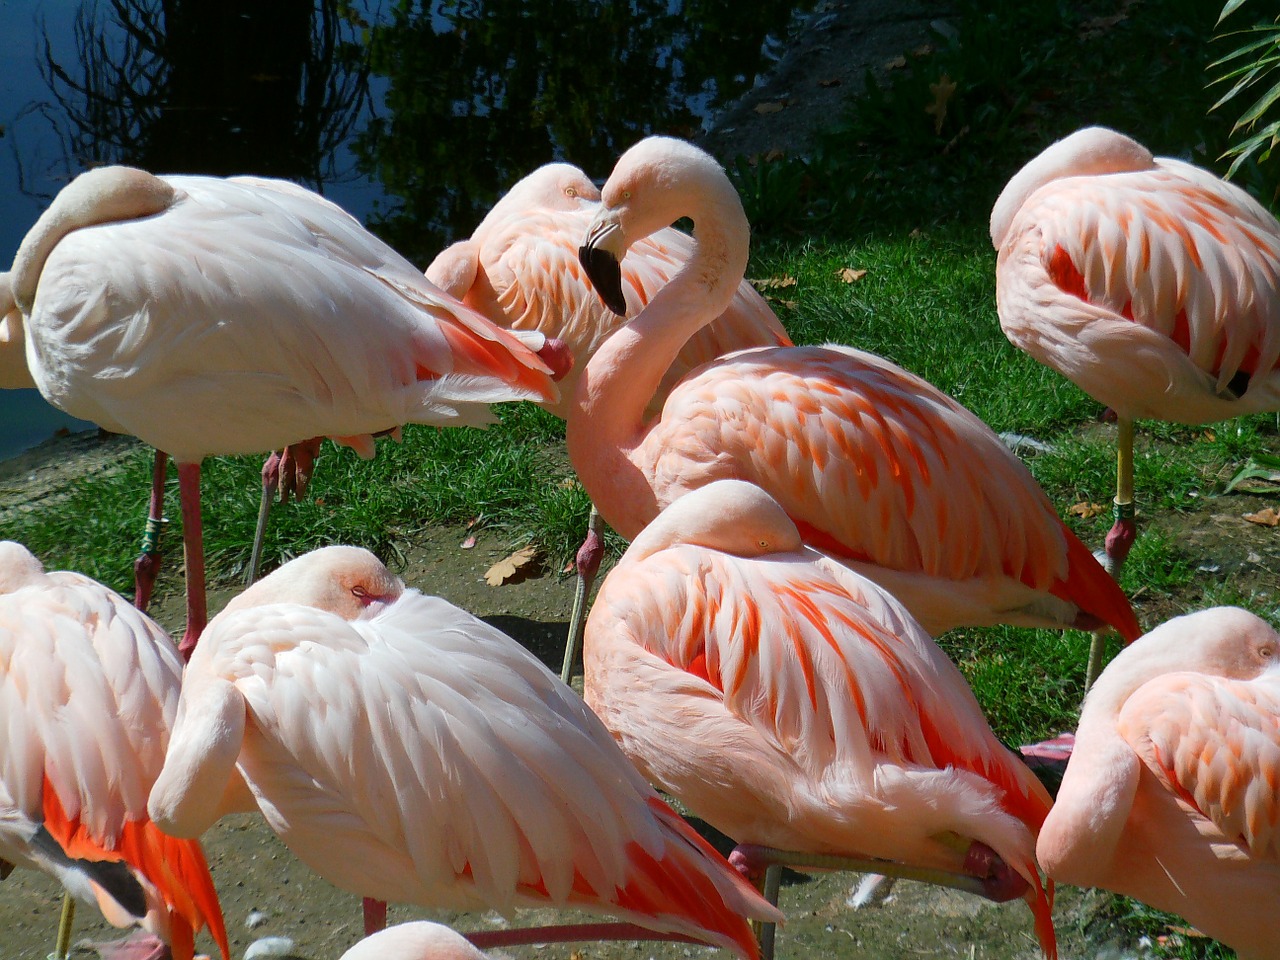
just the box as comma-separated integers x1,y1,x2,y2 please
0,0,805,460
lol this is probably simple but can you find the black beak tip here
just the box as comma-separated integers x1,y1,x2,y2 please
579,243,628,317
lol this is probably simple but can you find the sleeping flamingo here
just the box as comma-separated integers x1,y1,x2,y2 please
147,545,781,959
9,166,562,659
1037,605,1280,960
583,480,1057,959
426,160,790,679
991,126,1280,583
572,136,1139,646
0,541,228,960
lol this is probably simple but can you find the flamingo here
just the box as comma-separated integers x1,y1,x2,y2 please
991,126,1280,583
426,160,790,680
572,136,1140,645
0,540,229,960
0,272,35,389
583,480,1057,959
1036,605,1280,960
9,166,562,659
338,922,486,960
146,545,781,959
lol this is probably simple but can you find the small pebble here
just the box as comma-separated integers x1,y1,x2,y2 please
246,910,270,929
245,936,299,960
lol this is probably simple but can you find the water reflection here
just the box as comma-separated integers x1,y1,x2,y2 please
2,0,803,458
356,0,801,264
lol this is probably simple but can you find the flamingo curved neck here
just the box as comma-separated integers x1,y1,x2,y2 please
11,166,176,314
567,189,750,525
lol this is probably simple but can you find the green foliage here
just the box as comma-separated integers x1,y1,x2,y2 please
1211,0,1280,185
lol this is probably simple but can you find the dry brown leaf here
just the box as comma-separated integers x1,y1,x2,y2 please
838,267,867,284
1068,501,1106,519
484,544,540,585
1080,13,1127,38
818,77,842,88
465,515,481,529
925,74,957,135
913,43,935,57
1243,508,1280,527
754,101,785,115
1200,429,1216,442
749,276,798,291
763,148,785,162
884,55,907,70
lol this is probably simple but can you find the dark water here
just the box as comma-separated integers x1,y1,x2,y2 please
0,0,804,460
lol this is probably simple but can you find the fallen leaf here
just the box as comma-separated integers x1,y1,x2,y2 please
774,299,799,310
818,77,842,88
912,43,935,57
884,55,907,70
460,535,477,550
562,559,577,575
1243,507,1280,527
748,276,798,290
1200,429,1216,442
838,267,867,283
1079,12,1127,38
754,101,785,115
465,515,481,529
1069,501,1106,519
484,545,540,585
764,148,785,162
925,73,957,134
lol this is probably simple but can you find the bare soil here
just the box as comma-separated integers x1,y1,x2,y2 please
2,3,1278,959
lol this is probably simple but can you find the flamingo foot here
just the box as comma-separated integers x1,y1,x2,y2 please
536,336,575,381
1102,509,1136,576
82,930,170,960
272,437,324,502
962,841,1029,903
133,547,162,613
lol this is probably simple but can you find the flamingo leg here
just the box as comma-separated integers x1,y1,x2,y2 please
464,921,706,950
560,504,605,684
52,892,74,960
176,462,207,662
728,840,1028,904
363,897,387,936
247,454,280,587
1087,416,1136,689
133,451,168,612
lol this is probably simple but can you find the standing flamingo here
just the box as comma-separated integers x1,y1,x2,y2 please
583,480,1057,959
146,545,781,959
10,166,561,659
572,136,1139,644
991,126,1280,582
0,541,229,960
426,160,790,679
1037,605,1280,960
0,272,34,388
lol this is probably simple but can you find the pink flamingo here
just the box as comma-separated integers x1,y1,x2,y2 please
0,272,35,389
572,136,1139,645
147,545,781,959
583,480,1057,959
1037,605,1280,960
991,126,1280,582
338,922,486,960
9,166,562,659
427,160,790,679
0,541,229,960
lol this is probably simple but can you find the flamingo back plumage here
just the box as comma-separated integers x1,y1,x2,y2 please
585,506,1056,958
165,576,777,958
995,131,1280,423
0,553,228,960
637,344,1138,640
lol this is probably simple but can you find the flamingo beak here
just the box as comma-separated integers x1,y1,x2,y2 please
579,214,628,317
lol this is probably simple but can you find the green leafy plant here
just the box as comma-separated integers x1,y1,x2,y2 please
1210,0,1280,180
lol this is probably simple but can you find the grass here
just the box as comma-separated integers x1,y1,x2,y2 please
5,1,1280,955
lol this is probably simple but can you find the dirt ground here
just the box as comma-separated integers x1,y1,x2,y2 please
1,2,1278,959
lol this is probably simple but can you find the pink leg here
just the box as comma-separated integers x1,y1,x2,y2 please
176,462,207,662
362,897,387,936
133,451,168,612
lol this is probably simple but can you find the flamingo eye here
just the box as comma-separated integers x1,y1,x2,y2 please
1262,645,1275,659
351,585,370,601
565,186,577,198
623,190,631,200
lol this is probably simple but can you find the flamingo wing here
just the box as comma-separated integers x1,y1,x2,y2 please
23,173,555,461
189,590,772,953
645,344,1136,638
0,572,227,960
1119,667,1280,860
996,161,1280,422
